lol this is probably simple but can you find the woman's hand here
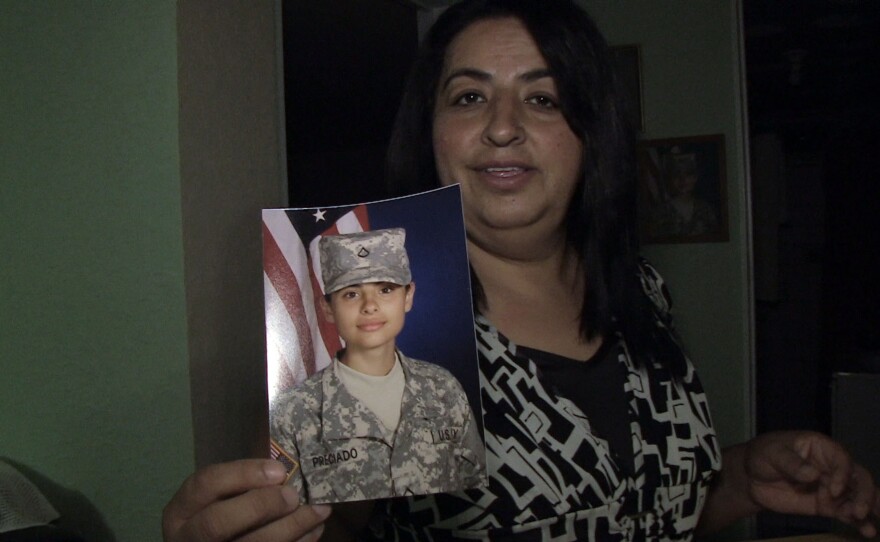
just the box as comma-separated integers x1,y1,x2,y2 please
744,431,880,537
700,431,879,537
162,459,331,542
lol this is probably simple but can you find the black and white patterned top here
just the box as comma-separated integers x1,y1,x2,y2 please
366,263,721,541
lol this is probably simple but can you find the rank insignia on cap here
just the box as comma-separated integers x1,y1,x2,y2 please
319,228,412,294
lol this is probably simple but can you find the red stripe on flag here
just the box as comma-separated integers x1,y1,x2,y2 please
311,222,342,362
262,221,316,376
353,205,370,230
272,350,296,395
310,269,343,360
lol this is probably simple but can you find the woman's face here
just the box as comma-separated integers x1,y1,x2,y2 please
432,17,583,240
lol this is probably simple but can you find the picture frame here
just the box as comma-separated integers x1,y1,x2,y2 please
610,45,644,132
637,134,729,244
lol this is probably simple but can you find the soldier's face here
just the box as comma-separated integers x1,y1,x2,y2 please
323,282,415,353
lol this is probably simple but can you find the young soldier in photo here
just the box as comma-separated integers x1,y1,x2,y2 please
270,228,486,504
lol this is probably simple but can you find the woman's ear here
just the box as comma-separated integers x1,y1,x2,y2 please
319,295,335,323
404,282,416,312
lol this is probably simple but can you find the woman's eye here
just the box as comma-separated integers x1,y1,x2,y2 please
453,92,484,106
526,95,558,109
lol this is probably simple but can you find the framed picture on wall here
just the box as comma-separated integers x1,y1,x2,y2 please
637,134,729,244
610,45,644,132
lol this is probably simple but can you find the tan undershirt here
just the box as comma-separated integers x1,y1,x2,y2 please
335,354,405,433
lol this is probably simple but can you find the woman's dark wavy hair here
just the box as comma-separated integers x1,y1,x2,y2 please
386,0,685,373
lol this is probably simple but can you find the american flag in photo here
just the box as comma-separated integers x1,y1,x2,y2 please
262,204,370,404
268,438,299,481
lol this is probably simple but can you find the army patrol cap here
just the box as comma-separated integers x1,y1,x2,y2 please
319,228,412,294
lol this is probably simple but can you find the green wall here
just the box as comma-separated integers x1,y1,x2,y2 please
1,3,194,540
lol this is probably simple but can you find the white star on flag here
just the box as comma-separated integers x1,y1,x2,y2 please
312,209,326,222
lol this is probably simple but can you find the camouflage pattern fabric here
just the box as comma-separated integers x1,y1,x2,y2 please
270,351,487,503
319,228,412,294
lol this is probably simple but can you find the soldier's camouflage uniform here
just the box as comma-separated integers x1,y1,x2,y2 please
271,351,487,504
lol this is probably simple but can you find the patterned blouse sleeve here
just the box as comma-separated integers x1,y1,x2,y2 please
638,257,674,324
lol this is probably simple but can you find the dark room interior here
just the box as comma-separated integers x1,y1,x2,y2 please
745,0,880,536
281,2,880,536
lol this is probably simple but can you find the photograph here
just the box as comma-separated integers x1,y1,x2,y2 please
637,134,729,244
261,185,487,504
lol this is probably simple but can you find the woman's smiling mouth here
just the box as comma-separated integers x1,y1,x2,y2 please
484,166,526,177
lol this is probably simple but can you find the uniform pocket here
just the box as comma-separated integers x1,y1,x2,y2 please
396,421,469,494
301,438,392,502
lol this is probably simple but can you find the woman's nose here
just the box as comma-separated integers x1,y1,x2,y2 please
482,97,524,147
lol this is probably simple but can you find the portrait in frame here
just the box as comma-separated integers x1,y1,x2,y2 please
637,134,729,244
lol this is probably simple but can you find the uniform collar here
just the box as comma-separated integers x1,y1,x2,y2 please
321,359,390,442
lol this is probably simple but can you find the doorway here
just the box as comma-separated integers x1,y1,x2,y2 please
282,0,419,207
744,0,880,536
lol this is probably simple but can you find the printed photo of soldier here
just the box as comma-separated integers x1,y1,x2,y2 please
637,134,729,244
647,150,717,238
269,227,487,503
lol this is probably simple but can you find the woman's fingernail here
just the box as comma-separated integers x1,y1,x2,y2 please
296,524,324,542
311,504,332,519
264,461,287,482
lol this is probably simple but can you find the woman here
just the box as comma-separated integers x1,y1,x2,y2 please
163,1,880,540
